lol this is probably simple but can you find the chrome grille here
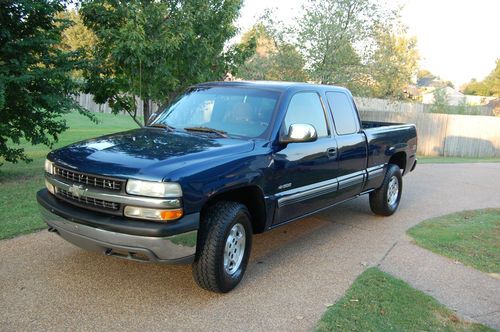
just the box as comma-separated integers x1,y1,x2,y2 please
54,165,123,191
57,188,120,211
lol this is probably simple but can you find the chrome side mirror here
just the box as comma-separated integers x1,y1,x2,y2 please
280,123,318,144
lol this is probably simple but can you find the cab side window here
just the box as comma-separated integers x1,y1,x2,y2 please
283,92,329,137
326,92,359,135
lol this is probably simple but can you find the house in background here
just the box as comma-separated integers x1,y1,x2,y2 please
422,86,497,106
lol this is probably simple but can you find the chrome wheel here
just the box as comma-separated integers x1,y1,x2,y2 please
387,176,399,206
223,223,246,275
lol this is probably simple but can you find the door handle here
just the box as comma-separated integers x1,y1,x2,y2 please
327,147,337,159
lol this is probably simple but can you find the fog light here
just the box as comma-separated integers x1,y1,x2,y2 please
124,206,183,221
45,179,55,195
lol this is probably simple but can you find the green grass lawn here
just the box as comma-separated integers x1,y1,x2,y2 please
0,112,139,240
316,267,492,332
408,209,500,274
418,156,500,164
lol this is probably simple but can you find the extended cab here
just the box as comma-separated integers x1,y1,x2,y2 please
37,81,417,292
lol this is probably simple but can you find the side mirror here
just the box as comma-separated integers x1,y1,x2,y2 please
280,123,318,144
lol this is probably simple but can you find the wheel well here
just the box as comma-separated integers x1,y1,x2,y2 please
389,152,407,174
201,186,267,234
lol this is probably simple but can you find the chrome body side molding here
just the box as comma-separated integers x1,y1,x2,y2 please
276,165,385,208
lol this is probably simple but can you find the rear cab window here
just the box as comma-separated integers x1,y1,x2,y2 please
326,92,360,135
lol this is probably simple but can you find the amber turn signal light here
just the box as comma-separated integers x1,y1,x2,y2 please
124,206,183,221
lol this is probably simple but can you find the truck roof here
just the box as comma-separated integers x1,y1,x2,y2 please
194,80,350,94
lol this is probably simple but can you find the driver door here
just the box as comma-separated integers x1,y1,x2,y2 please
272,92,339,224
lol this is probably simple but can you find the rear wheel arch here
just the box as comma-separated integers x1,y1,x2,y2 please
389,151,407,174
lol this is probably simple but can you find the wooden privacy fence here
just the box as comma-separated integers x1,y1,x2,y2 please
74,94,500,158
74,93,159,118
354,97,492,115
360,111,500,157
355,97,424,113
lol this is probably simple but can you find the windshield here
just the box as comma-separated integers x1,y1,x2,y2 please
152,87,280,138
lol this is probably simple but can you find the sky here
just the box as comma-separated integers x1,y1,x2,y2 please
235,0,500,88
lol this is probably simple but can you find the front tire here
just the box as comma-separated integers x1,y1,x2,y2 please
369,164,403,216
192,201,252,293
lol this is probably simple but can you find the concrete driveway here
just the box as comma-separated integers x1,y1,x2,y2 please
1,163,499,331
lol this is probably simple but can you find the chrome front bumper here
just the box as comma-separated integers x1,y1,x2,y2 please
40,206,197,264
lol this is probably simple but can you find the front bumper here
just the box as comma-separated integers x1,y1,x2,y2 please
37,189,198,264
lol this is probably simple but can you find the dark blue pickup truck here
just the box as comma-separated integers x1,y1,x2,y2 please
37,81,417,292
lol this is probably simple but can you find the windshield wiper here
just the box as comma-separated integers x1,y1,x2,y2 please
184,126,228,138
148,123,176,132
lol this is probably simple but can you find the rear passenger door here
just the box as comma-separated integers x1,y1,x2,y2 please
326,91,368,201
272,91,339,224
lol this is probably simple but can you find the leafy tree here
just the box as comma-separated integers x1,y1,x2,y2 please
236,25,275,80
417,69,436,87
296,0,397,93
462,79,490,96
238,23,308,82
80,0,254,126
56,9,96,53
268,44,308,82
55,9,96,79
462,60,500,97
367,25,419,99
0,0,93,165
428,88,450,113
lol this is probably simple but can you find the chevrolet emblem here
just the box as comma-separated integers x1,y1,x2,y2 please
68,184,87,198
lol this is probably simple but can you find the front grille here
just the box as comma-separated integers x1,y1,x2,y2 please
54,165,124,191
57,188,120,212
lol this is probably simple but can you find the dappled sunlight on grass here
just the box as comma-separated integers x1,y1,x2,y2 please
408,209,500,273
0,112,138,239
316,267,492,332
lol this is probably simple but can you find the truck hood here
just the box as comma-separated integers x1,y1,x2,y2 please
48,128,255,181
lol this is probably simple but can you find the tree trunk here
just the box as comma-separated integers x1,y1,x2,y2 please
143,99,151,125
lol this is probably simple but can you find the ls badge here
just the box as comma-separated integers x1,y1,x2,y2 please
278,183,292,190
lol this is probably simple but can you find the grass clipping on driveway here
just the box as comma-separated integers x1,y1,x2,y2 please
408,209,500,274
316,267,492,332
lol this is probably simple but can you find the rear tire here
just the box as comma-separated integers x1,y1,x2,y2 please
192,201,252,293
369,164,402,216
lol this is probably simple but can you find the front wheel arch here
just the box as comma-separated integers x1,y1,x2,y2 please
200,185,267,233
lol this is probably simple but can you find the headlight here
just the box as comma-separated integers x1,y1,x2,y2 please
44,159,54,174
126,180,182,198
124,206,183,221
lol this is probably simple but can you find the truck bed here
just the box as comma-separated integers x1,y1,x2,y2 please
362,120,405,129
361,120,418,174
